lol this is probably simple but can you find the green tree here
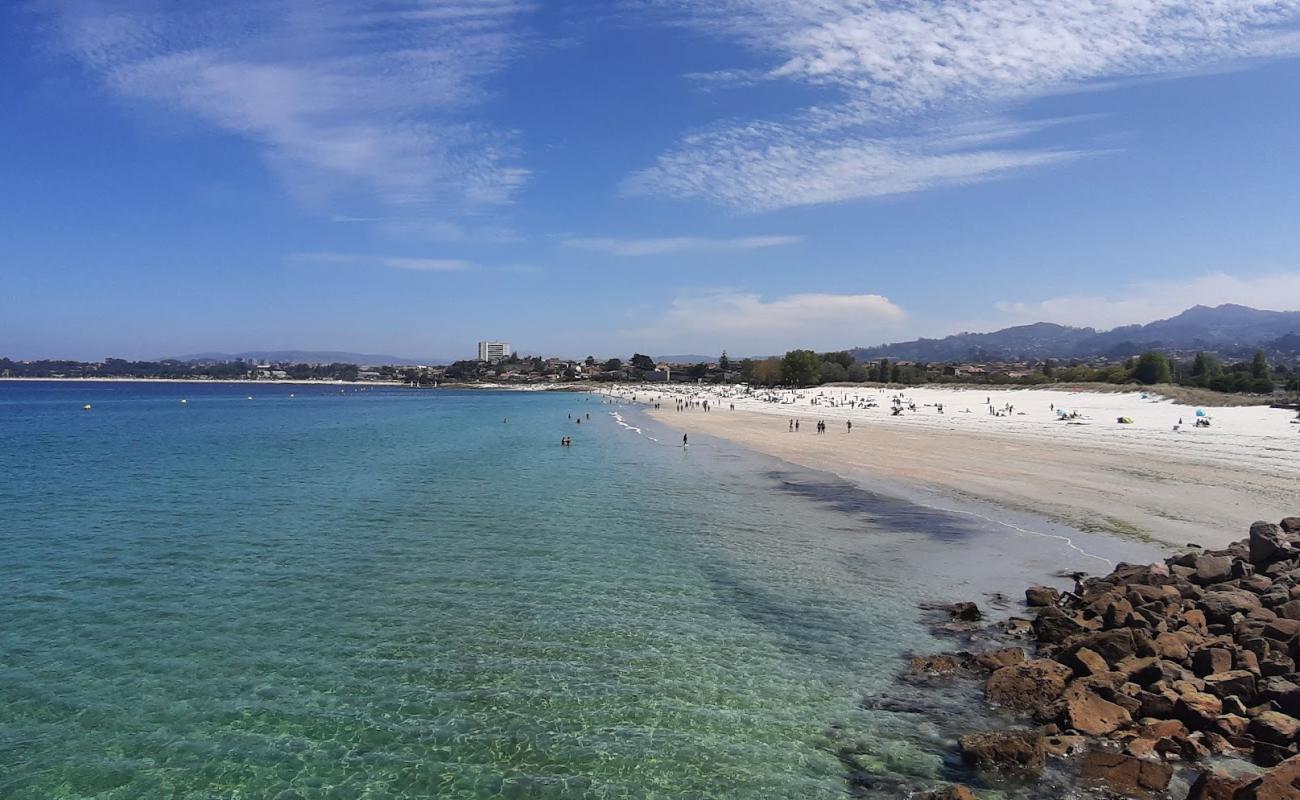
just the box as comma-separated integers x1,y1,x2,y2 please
630,353,656,372
738,358,757,383
1251,350,1270,380
719,351,731,371
1131,351,1172,385
819,361,848,383
877,359,890,384
602,358,623,372
1041,360,1056,379
780,350,822,386
846,364,868,382
688,362,709,380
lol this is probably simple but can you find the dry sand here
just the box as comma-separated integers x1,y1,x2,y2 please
622,385,1300,550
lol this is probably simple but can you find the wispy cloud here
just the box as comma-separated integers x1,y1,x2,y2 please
292,252,470,272
622,289,906,352
631,1,1300,211
992,270,1300,330
562,234,801,256
42,0,534,209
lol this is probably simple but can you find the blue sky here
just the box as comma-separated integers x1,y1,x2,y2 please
3,0,1300,361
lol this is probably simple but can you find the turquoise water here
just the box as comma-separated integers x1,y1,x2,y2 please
0,382,1156,799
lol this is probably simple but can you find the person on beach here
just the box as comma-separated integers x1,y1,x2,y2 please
789,419,794,432
847,420,852,433
682,433,688,447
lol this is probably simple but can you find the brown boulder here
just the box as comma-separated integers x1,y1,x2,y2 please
970,647,1025,672
985,659,1072,719
1234,752,1300,799
1204,670,1257,703
1194,555,1234,585
1194,647,1235,677
1249,711,1300,747
1250,521,1289,564
1079,749,1173,797
1025,585,1059,607
957,730,1045,772
1176,691,1224,729
1186,768,1247,799
1199,589,1262,623
1062,684,1132,736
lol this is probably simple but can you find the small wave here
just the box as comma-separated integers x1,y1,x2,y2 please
609,411,642,435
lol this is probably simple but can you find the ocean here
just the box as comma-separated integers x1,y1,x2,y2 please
0,381,1158,798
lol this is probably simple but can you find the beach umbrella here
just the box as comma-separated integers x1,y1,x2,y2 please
1195,408,1207,417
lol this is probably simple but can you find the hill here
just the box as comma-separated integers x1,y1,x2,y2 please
851,304,1300,362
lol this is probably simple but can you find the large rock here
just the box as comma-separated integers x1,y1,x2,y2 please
957,730,1045,772
1064,629,1137,666
1235,752,1300,799
1079,750,1173,797
1176,691,1224,729
1032,605,1086,644
1194,555,1234,585
1203,670,1257,703
1250,521,1289,564
1025,585,1059,607
1186,768,1247,799
1249,711,1300,747
1062,684,1132,736
985,659,1072,719
1199,589,1262,623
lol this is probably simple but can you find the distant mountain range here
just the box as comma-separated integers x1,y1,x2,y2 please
169,350,437,366
850,304,1300,363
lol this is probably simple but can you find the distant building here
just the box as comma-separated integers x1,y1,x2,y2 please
477,341,510,362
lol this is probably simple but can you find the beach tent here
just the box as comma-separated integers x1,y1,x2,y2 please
1195,408,1208,417
1117,416,1135,424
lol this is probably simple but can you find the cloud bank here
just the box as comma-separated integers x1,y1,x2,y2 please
44,0,533,209
629,1,1300,211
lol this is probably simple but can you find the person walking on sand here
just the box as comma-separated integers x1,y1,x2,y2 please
789,419,793,432
847,420,852,433
682,433,688,447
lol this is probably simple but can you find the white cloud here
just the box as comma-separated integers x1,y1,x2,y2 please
622,289,907,352
562,234,801,256
292,252,470,272
993,270,1300,330
625,122,1086,212
43,0,533,209
634,1,1300,211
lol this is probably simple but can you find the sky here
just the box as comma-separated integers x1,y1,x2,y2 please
3,0,1300,361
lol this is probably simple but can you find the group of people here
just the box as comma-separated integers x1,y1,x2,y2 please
787,418,852,434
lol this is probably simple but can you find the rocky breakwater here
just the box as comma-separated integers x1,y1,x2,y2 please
908,517,1300,799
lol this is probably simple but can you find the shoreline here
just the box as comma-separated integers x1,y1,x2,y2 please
612,384,1299,550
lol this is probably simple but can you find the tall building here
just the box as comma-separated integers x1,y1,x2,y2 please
477,341,510,362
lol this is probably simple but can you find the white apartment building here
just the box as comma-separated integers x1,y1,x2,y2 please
477,341,510,362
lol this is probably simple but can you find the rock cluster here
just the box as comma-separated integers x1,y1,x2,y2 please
917,517,1300,799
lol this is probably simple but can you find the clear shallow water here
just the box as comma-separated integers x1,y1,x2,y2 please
0,382,1159,799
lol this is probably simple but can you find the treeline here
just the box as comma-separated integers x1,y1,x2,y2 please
730,349,1296,394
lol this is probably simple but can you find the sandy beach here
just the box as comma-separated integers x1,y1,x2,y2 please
619,384,1300,550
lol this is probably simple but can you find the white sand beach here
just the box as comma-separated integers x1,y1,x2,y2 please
611,384,1300,550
